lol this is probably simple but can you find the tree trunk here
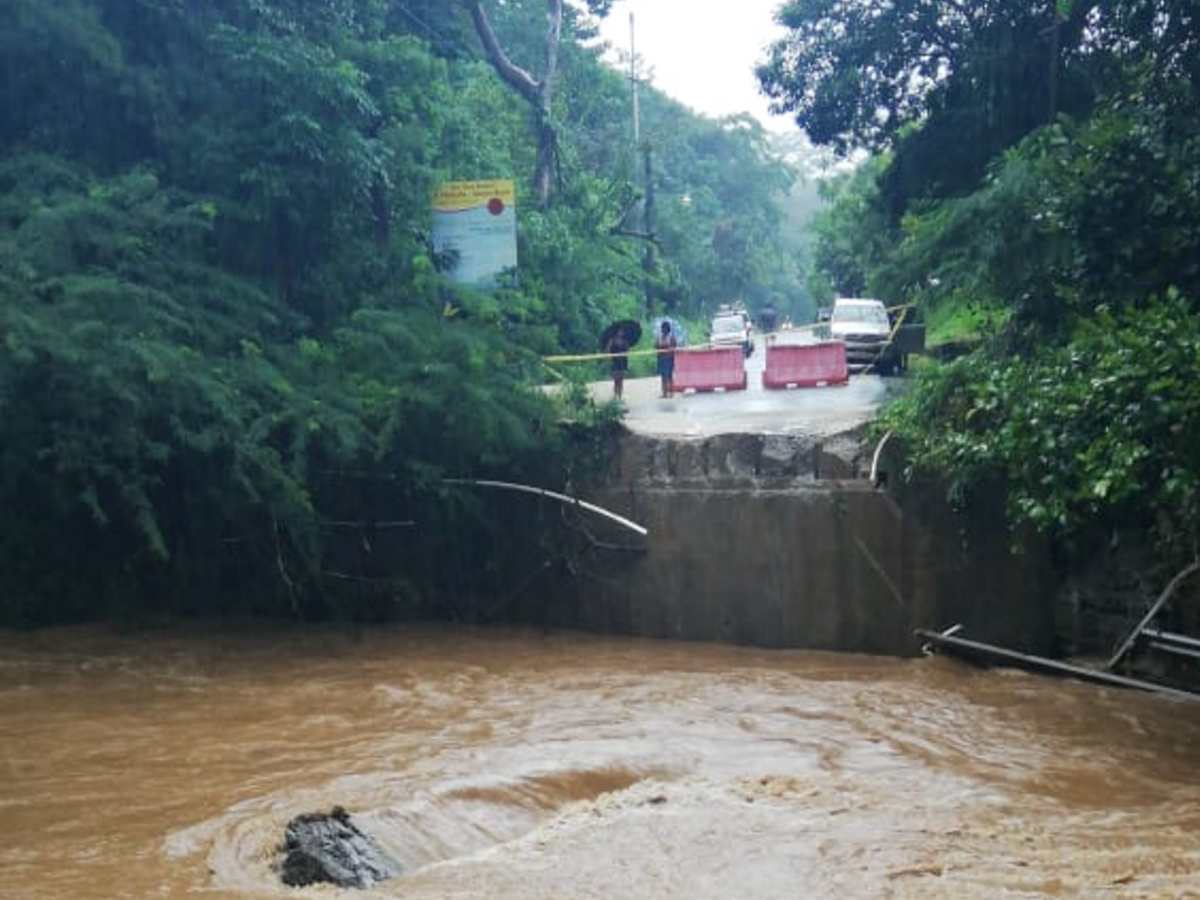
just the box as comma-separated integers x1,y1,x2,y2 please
464,0,564,208
534,113,556,208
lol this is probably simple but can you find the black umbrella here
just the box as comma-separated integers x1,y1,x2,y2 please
600,319,642,350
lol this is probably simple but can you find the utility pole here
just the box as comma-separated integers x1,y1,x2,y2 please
629,11,656,315
642,136,656,315
629,12,640,145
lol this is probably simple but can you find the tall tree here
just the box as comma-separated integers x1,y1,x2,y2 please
462,0,563,206
757,0,1100,154
0,0,811,624
462,0,611,206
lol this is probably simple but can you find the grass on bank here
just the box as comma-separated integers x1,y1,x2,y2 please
924,295,1011,348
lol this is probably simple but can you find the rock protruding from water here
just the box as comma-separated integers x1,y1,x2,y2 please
279,806,402,889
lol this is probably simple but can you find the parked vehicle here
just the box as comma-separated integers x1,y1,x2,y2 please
710,310,754,357
828,297,901,374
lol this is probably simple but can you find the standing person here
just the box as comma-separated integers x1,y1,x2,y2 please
654,321,677,398
759,304,778,336
606,329,630,400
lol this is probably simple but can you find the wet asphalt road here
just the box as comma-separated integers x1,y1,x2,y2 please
591,334,905,438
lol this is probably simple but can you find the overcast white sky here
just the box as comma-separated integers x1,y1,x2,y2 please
595,0,793,131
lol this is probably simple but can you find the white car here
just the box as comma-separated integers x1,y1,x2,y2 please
710,312,754,357
828,298,900,374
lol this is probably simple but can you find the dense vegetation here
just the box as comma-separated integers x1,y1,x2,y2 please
0,0,808,624
763,1,1200,571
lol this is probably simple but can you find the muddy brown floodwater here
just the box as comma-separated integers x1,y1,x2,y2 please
2,624,1200,899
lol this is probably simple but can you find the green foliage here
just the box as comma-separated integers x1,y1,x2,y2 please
0,157,565,622
923,297,1011,349
760,1,1064,153
1033,82,1200,315
0,159,305,618
881,295,1200,564
649,113,799,317
861,73,1200,333
778,1,1200,321
803,157,893,301
756,0,1177,161
780,1,1200,571
0,0,807,624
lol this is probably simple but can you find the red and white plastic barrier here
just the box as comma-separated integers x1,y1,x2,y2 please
672,346,747,392
762,341,849,389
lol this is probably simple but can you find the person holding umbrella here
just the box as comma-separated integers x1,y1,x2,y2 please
654,320,677,398
600,320,640,401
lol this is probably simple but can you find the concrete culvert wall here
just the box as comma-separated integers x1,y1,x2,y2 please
519,429,1057,657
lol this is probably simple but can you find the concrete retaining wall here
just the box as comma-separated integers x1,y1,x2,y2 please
520,431,1057,657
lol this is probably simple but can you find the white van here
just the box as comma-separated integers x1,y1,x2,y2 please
710,310,753,357
829,298,899,373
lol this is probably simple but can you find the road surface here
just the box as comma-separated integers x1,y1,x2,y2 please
591,334,904,438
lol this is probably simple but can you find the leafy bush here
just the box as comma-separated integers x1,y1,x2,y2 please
881,293,1200,563
0,1,813,624
0,158,565,623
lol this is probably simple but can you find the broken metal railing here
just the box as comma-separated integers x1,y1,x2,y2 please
1105,560,1200,671
917,623,1198,701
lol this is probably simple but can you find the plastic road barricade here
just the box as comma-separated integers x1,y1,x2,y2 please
762,341,849,389
673,346,747,392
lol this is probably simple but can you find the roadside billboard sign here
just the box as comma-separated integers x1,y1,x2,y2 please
431,180,517,288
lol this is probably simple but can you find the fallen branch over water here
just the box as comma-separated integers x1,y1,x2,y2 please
444,479,649,538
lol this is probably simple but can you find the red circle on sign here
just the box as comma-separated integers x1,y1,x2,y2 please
487,198,505,216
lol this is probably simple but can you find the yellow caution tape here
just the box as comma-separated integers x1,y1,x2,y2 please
543,346,666,364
